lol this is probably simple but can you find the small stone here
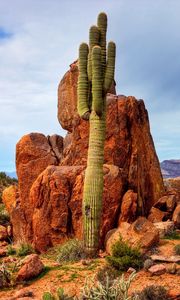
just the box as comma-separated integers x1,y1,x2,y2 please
81,259,92,266
166,263,177,274
127,267,136,274
14,289,34,298
148,264,166,275
150,254,180,263
16,254,44,282
143,258,154,270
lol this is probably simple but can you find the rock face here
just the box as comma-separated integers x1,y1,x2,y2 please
29,164,124,252
3,63,165,252
105,217,159,255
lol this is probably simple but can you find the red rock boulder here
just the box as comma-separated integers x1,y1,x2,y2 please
29,164,125,252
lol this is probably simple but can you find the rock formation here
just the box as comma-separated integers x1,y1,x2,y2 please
2,63,165,252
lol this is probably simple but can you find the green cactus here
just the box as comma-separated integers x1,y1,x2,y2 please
77,12,116,256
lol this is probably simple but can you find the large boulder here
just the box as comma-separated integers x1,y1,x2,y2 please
29,164,125,252
105,217,159,255
58,66,164,214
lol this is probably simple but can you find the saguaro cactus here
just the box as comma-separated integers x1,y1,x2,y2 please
77,12,116,255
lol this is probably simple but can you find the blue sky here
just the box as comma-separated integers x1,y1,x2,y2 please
0,0,179,171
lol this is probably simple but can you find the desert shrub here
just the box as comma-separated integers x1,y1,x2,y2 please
42,288,73,300
0,172,17,202
80,271,138,300
96,265,120,285
174,244,180,255
136,285,168,300
0,263,13,288
16,242,34,257
163,230,180,240
42,292,55,300
106,237,143,272
0,203,10,225
143,259,154,271
7,244,16,255
57,239,86,263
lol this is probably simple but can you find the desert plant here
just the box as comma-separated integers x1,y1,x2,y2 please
174,244,180,255
16,242,34,257
42,292,55,300
80,271,138,300
106,237,143,272
42,288,74,300
7,244,16,255
77,12,116,256
0,263,12,287
163,230,180,240
135,285,168,300
96,265,120,285
57,239,86,263
0,203,10,225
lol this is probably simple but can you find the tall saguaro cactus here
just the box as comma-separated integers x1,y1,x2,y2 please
77,12,116,255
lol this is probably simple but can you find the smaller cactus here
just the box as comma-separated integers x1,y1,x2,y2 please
42,292,55,300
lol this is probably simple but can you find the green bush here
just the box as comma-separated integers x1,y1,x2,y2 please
7,245,16,255
42,288,73,300
0,203,10,225
136,285,168,300
16,242,34,257
57,239,86,263
42,292,55,300
174,244,180,255
106,237,143,272
163,230,180,240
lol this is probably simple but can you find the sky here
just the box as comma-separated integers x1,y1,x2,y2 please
0,0,180,172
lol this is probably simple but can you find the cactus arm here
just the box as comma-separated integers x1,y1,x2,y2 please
87,26,100,82
104,41,116,92
97,12,107,78
92,46,103,116
77,43,90,119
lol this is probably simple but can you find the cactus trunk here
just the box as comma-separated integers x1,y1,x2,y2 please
77,12,116,256
83,111,106,255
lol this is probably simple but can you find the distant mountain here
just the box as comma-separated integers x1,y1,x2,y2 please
5,171,17,179
161,159,180,178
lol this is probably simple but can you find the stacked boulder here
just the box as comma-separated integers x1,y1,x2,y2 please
3,62,165,252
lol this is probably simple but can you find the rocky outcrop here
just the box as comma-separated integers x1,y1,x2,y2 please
161,160,180,178
105,217,159,255
3,63,165,252
29,164,125,252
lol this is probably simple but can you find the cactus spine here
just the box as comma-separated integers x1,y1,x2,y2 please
77,12,116,255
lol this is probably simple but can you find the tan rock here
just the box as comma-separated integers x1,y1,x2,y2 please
150,255,180,263
0,225,8,241
105,217,159,255
173,204,180,228
148,207,168,223
153,221,174,237
16,254,44,281
118,190,137,224
148,264,166,275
